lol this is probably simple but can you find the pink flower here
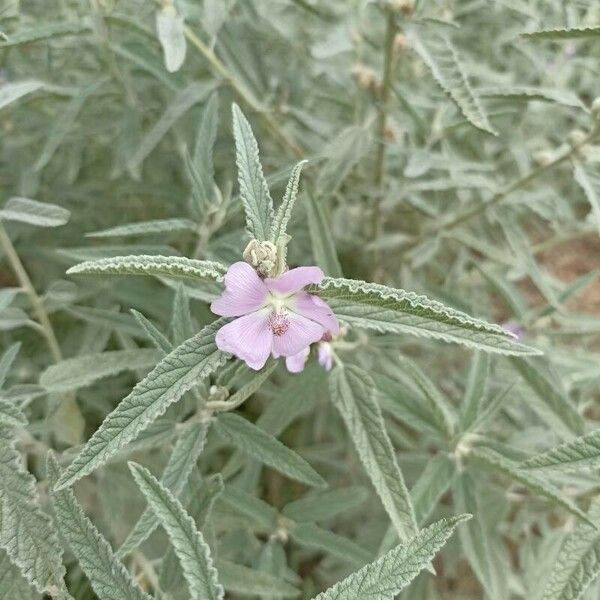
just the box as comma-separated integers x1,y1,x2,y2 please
502,321,525,341
285,334,334,374
211,262,339,370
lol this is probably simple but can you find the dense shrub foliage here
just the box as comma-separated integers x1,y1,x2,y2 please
1,1,600,598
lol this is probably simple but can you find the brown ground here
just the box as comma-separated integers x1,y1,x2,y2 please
538,234,600,315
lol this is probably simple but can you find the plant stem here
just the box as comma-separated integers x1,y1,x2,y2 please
0,223,62,362
184,26,304,158
371,10,398,275
406,125,600,250
374,11,397,188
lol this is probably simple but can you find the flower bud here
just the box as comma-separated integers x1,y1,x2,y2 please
351,64,379,92
243,239,278,277
208,385,229,403
393,32,408,52
390,0,414,15
568,129,587,147
532,150,553,166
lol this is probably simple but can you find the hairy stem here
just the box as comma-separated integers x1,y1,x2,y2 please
0,223,62,362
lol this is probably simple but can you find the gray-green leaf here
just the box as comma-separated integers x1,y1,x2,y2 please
411,31,497,135
329,365,417,541
0,429,66,596
117,422,208,558
471,447,593,526
231,103,274,240
128,462,224,600
0,197,70,227
156,4,187,73
270,160,307,243
47,453,151,600
86,218,197,238
313,278,539,355
520,429,600,473
54,320,228,490
67,255,227,281
310,515,470,600
40,349,162,392
542,499,600,600
215,412,325,487
0,80,43,110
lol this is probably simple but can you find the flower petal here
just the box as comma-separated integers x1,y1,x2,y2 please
318,343,334,371
285,348,309,374
272,313,324,357
265,266,324,294
211,262,268,317
292,292,339,334
215,310,272,370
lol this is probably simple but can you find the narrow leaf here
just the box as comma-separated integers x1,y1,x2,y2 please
508,357,584,435
131,310,173,354
129,83,211,171
411,31,497,135
86,218,197,238
34,81,103,172
187,92,219,215
0,80,43,110
0,197,70,227
290,522,371,567
156,4,187,73
521,429,600,472
47,454,151,600
461,352,490,429
215,560,300,598
411,455,455,525
128,462,224,600
313,278,540,355
542,500,600,600
396,356,456,436
0,398,26,427
0,429,66,597
40,349,162,392
0,21,88,47
219,484,278,531
522,27,600,40
453,472,507,599
231,103,274,240
329,365,418,541
282,486,368,523
117,422,208,558
55,320,228,490
479,86,584,109
306,194,343,277
270,160,308,243
67,254,227,281
573,161,600,236
471,447,593,526
215,412,325,487
310,515,470,600
0,342,21,388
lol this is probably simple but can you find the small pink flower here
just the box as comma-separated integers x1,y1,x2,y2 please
211,262,339,370
285,335,334,374
502,321,525,341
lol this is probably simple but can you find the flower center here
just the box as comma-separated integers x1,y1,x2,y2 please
268,310,290,336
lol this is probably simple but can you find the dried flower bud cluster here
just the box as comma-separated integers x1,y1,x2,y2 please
242,239,278,277
351,64,380,92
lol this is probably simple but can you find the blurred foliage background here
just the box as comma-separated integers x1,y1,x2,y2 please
1,0,600,598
